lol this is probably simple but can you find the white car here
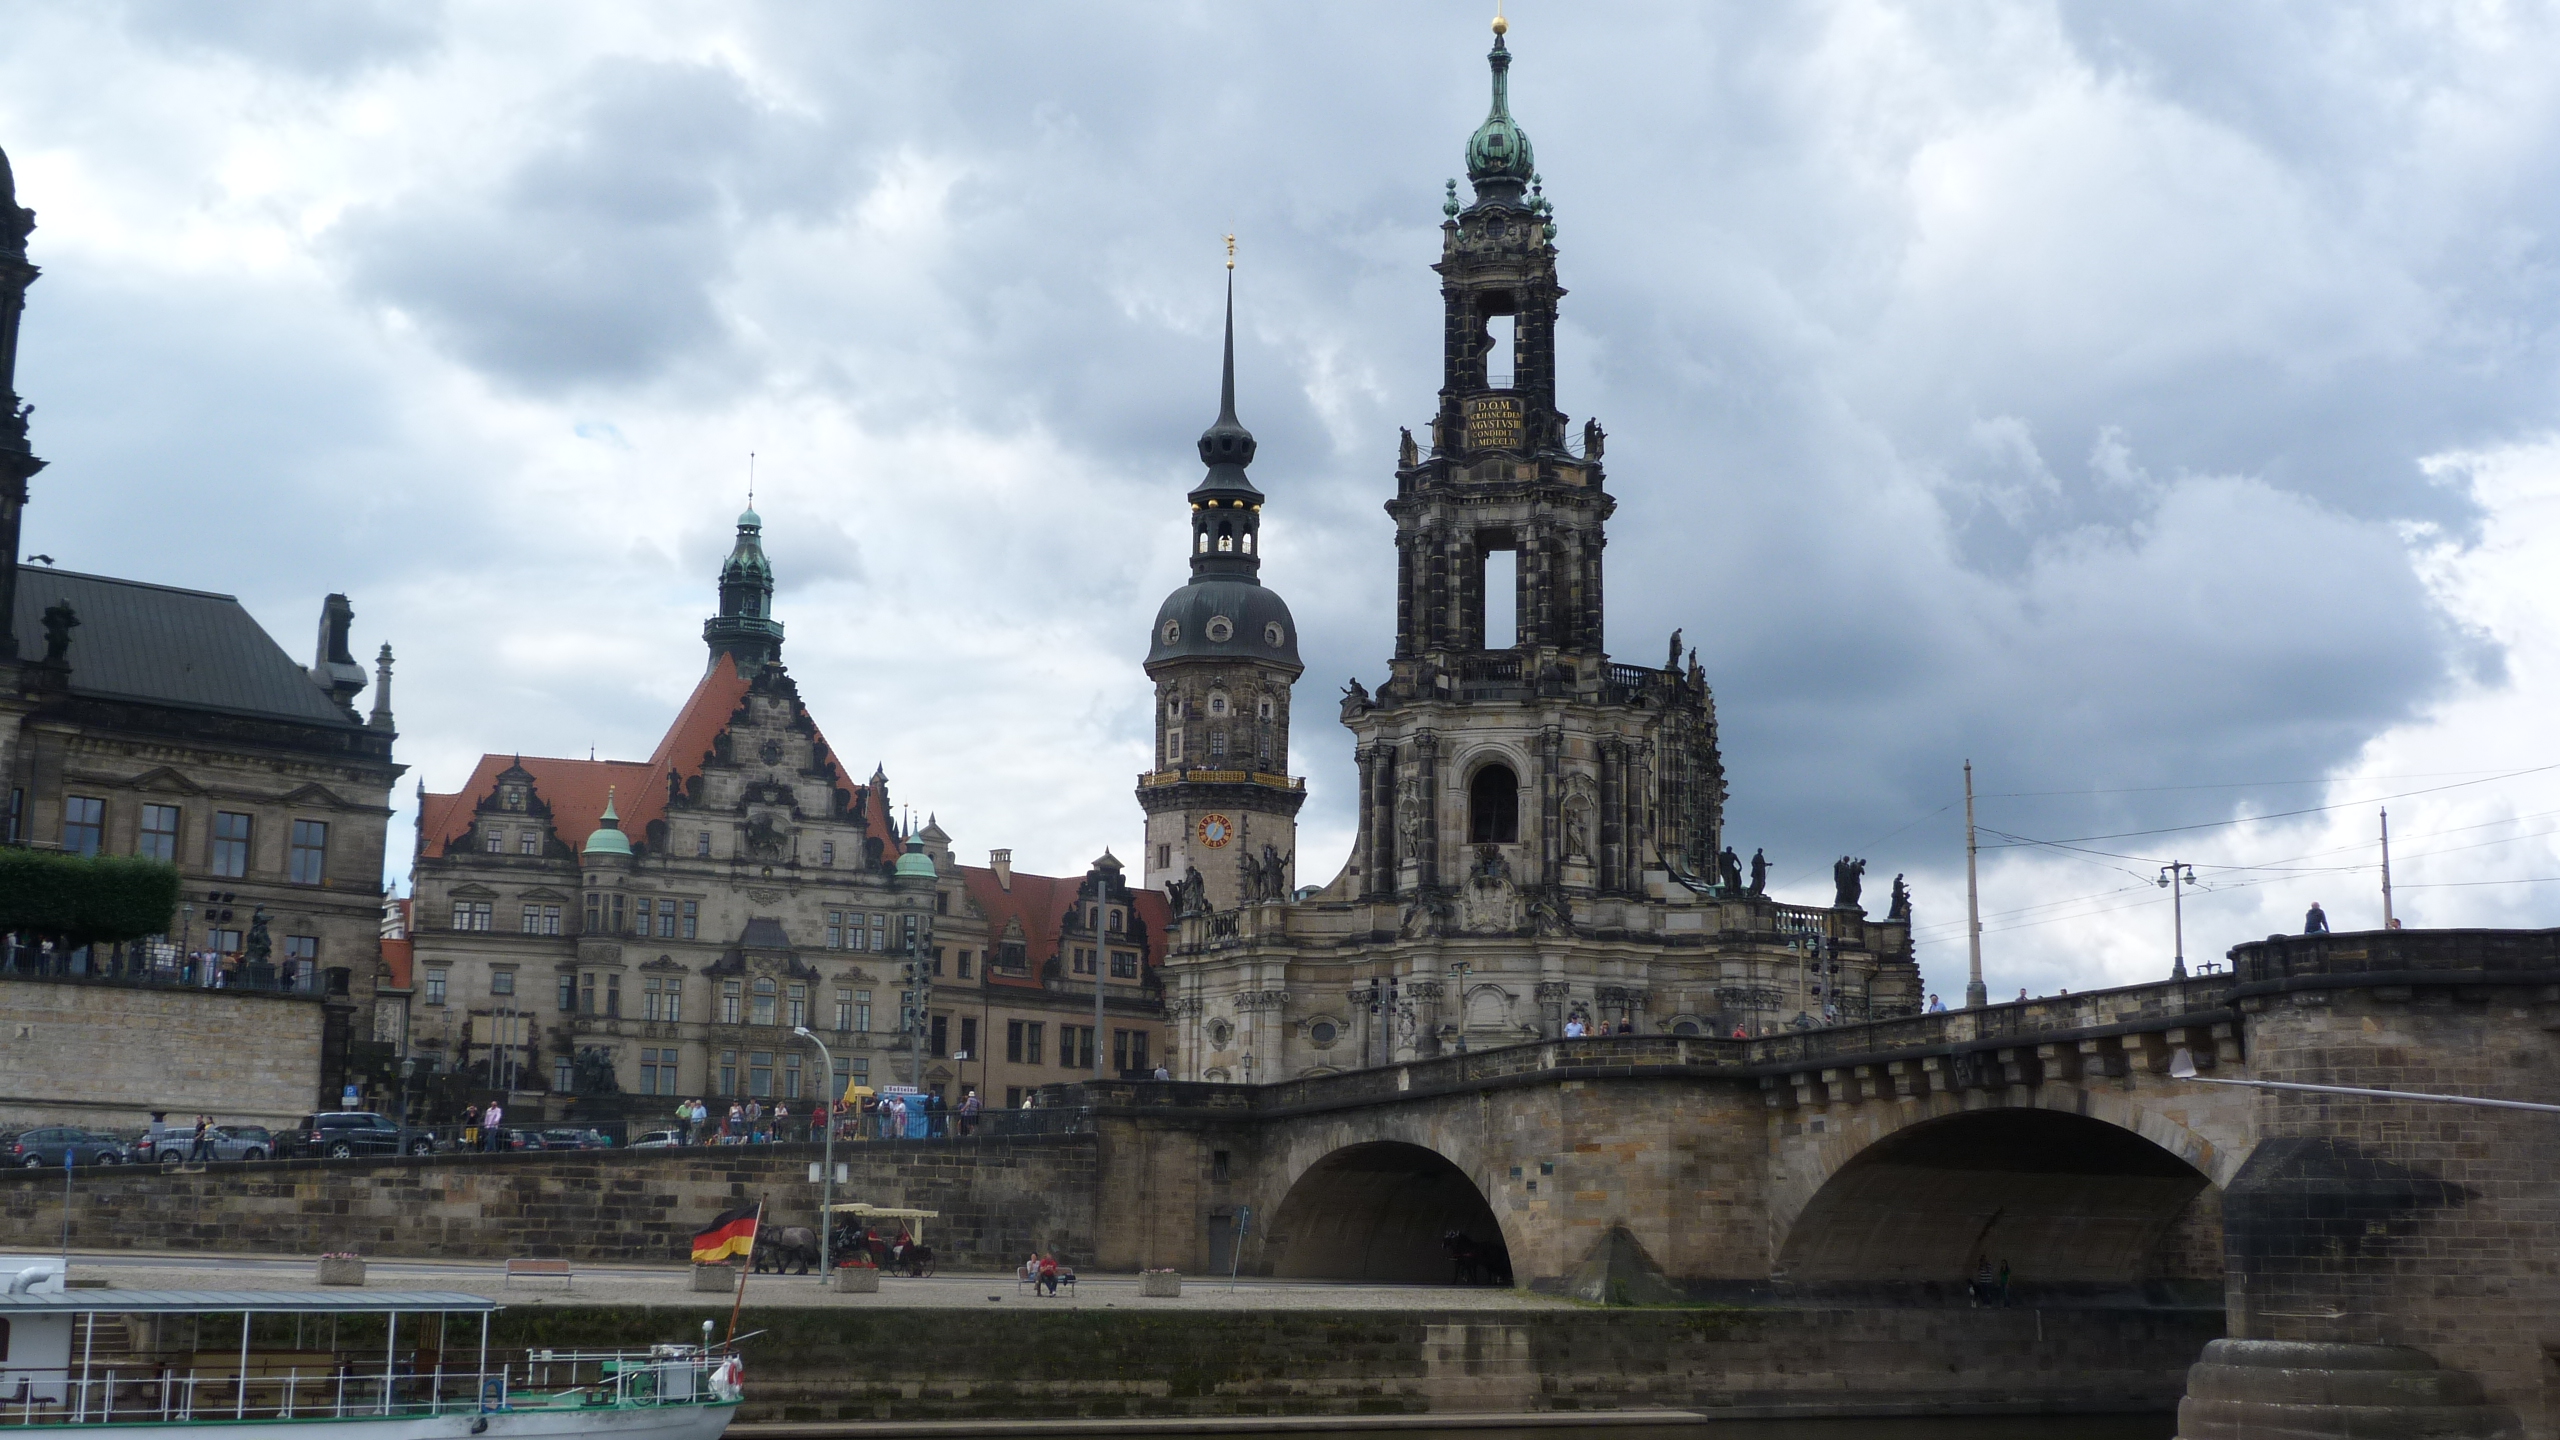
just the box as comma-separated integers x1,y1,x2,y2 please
629,1129,686,1149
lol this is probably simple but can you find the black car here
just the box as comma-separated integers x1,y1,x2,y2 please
536,1128,613,1150
6,1126,127,1168
283,1112,434,1160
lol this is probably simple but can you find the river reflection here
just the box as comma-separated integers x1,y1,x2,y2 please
1283,1417,2174,1440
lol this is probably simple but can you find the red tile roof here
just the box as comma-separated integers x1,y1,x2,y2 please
958,864,1173,991
380,936,413,993
416,657,895,861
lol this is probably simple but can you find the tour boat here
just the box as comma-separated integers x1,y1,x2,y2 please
0,1264,740,1437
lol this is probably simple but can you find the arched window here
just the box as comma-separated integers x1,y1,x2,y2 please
1241,533,1255,554
1469,763,1519,844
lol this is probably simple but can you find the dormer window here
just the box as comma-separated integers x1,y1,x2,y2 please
1208,693,1227,716
503,787,526,812
482,829,503,854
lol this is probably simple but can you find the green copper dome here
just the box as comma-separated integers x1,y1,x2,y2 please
1465,31,1534,190
893,836,937,880
583,789,633,857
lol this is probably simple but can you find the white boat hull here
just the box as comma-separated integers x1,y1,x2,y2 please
0,1401,740,1438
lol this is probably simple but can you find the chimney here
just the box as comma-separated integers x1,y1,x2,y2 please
990,849,1012,891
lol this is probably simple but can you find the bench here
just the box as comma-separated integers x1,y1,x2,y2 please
504,1258,573,1289
1015,1267,1076,1297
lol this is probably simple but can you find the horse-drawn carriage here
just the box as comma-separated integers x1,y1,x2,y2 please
825,1202,939,1277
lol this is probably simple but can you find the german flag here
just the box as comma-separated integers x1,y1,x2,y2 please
691,1202,761,1264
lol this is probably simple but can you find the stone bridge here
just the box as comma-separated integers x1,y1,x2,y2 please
1049,929,2558,1436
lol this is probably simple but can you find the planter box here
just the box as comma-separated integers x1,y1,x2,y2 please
314,1257,365,1287
1139,1271,1182,1298
690,1263,738,1293
830,1266,880,1294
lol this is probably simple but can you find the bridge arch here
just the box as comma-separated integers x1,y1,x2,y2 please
1775,1100,2228,1292
1263,1139,1513,1284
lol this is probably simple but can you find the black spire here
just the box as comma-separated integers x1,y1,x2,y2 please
0,145,45,663
1187,267,1264,580
702,504,784,676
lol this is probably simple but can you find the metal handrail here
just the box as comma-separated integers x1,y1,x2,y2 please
10,1347,728,1426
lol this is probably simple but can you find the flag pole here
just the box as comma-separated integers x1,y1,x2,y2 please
726,1199,761,1346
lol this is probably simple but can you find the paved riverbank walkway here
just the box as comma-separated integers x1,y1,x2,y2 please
53,1251,1579,1311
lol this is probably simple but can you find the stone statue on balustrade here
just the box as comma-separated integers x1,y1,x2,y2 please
1832,856,1866,909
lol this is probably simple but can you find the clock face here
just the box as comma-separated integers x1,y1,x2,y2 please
1198,814,1234,848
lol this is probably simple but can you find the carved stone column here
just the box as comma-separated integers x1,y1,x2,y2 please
1537,726,1563,886
1598,737,1625,894
1536,980,1571,1040
1414,730,1441,890
1407,978,1442,1058
1351,744,1378,900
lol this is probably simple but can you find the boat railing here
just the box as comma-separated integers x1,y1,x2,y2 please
5,1345,727,1426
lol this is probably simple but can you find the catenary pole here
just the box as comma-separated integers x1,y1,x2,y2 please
1962,761,1986,1009
2380,807,2396,929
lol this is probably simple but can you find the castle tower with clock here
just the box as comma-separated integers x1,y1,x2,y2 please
1137,273,1308,914
1153,20,1921,1084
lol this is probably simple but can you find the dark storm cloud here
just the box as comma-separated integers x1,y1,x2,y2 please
332,57,843,390
8,0,2558,929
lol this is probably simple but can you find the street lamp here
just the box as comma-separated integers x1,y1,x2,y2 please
396,1057,416,1131
2158,862,2196,979
792,1026,838,1276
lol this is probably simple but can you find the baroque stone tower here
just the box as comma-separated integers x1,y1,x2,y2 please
702,506,784,677
1155,21,1915,1086
1339,20,1726,913
1137,272,1307,914
0,146,42,662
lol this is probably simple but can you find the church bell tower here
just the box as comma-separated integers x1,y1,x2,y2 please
0,148,43,662
703,506,784,677
1337,19,1726,907
1137,266,1307,913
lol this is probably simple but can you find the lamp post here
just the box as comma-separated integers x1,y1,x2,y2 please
2158,862,2196,979
792,1026,837,1276
396,1056,415,1130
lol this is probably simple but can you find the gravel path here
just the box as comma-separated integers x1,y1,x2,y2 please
56,1252,1578,1312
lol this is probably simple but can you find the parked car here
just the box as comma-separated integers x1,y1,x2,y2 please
628,1130,684,1149
537,1128,614,1150
139,1123,276,1166
6,1127,127,1168
281,1112,435,1160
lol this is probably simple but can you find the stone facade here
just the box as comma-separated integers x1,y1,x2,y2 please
409,510,1172,1122
0,146,403,1117
0,972,337,1128
1156,33,1918,1083
0,1136,1097,1268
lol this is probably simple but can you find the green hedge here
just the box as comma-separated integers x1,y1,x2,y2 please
0,848,182,943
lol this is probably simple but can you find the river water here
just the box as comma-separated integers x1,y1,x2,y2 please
1243,1418,2174,1440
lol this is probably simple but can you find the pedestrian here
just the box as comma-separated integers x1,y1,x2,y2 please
887,1094,908,1138
1731,1024,1747,1039
1926,994,1946,1014
2016,988,2028,1002
726,1101,743,1141
1020,1092,1035,1110
692,1099,708,1139
773,1101,789,1143
1997,1258,2013,1307
811,1100,828,1143
1037,1253,1061,1297
1152,1064,1171,1081
483,1099,504,1153
1563,1014,1586,1038
958,1088,981,1138
1968,1256,1996,1307
675,1098,694,1146
186,1114,212,1165
2304,901,2330,935
1614,1018,1632,1035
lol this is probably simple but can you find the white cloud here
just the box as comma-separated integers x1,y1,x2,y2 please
1,0,2556,970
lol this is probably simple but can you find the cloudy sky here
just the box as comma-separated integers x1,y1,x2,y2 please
6,1,2560,999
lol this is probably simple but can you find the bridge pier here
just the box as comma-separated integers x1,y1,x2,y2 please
2186,931,2560,1440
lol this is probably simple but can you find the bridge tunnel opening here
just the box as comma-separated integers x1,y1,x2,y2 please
1265,1141,1512,1285
1778,1108,2221,1301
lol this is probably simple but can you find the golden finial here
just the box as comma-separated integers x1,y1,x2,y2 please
1225,233,1236,271
1492,3,1507,36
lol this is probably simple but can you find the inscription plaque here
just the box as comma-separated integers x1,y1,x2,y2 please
1464,394,1525,451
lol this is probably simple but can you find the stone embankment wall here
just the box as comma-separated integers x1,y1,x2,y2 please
0,1138,1097,1269
0,976,330,1129
490,1303,2223,1423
